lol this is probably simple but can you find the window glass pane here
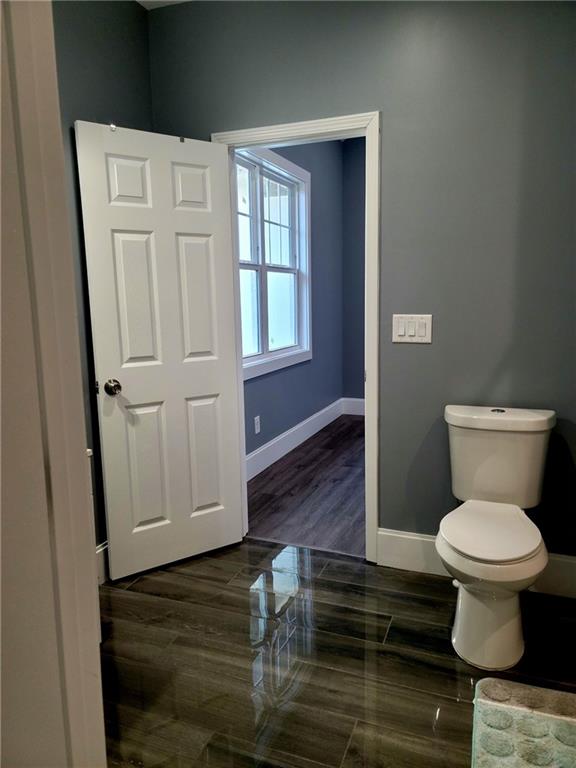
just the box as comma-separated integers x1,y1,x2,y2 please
238,214,252,263
264,176,292,226
264,178,270,218
236,163,251,215
267,272,296,351
280,185,290,226
265,222,292,267
268,180,280,223
240,269,260,356
264,222,281,266
263,177,270,220
281,228,291,265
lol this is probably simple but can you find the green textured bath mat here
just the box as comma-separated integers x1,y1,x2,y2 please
473,678,576,767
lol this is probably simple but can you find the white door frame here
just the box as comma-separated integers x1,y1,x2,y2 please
212,112,381,562
3,1,106,764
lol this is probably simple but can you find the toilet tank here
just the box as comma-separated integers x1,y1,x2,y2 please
445,406,556,508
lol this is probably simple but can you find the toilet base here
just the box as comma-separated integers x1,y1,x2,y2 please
452,582,524,671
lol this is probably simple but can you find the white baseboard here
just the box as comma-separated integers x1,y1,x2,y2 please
96,542,108,586
246,397,365,481
377,527,576,599
377,528,445,576
341,397,365,416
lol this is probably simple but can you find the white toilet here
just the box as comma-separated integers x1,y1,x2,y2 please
435,405,556,671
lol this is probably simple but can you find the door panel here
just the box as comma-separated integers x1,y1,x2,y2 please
172,162,211,209
126,401,170,531
178,234,216,359
75,121,245,579
186,395,221,513
113,230,161,365
107,154,151,206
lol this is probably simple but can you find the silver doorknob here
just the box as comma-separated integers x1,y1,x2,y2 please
104,378,122,396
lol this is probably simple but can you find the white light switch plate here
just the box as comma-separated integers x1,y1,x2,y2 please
393,314,432,343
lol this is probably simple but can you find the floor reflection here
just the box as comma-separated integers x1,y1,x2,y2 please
101,538,575,768
249,546,315,737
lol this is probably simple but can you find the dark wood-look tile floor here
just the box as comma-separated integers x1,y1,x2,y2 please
101,539,576,768
248,415,365,557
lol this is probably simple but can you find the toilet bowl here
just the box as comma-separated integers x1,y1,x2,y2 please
437,405,555,671
435,499,548,670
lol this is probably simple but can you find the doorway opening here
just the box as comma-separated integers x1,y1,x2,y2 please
231,139,367,557
213,112,381,564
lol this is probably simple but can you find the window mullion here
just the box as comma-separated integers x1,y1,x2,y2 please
266,265,297,273
256,167,269,356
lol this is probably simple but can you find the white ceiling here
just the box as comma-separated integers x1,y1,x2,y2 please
136,0,191,10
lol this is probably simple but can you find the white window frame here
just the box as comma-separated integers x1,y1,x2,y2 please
234,147,312,380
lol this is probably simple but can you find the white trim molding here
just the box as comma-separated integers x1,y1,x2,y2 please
212,112,379,148
246,398,365,481
3,3,106,763
213,111,380,562
377,528,445,576
244,348,312,381
96,542,109,586
377,527,576,599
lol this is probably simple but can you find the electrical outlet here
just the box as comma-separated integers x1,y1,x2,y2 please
254,415,261,434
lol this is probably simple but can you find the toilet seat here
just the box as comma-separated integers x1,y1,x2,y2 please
439,500,542,564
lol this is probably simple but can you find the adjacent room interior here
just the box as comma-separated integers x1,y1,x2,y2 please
235,139,367,557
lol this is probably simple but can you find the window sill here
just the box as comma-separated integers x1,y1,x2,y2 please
243,348,312,381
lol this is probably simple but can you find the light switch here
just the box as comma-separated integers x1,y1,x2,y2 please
393,314,432,343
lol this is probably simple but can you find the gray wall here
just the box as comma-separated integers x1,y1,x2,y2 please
342,138,366,399
244,142,344,453
51,1,576,555
148,1,576,553
53,0,153,544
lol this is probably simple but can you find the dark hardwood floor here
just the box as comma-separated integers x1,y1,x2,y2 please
101,539,576,768
248,415,365,557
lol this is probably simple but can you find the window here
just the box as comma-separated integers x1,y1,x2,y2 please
235,148,311,380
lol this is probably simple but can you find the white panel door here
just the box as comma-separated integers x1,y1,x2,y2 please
75,121,246,579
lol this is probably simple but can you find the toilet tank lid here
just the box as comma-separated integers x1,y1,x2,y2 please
445,405,556,432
